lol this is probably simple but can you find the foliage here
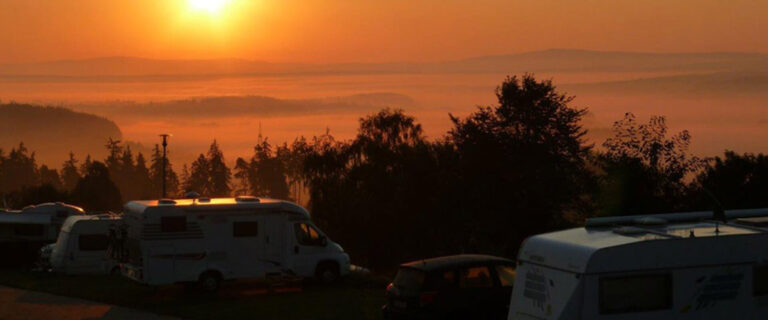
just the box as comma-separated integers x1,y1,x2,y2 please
70,161,123,211
596,113,706,215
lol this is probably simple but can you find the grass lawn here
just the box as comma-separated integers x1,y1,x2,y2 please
0,269,389,320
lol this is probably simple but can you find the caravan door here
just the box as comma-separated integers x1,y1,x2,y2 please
70,233,110,274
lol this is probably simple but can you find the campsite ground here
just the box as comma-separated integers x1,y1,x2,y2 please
0,269,388,320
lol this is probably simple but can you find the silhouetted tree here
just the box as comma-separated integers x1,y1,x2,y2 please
596,113,705,215
448,74,593,255
185,154,211,195
38,165,63,190
206,140,232,196
149,144,179,198
70,161,122,211
133,153,154,200
692,151,768,209
0,143,38,193
235,139,290,199
61,152,81,191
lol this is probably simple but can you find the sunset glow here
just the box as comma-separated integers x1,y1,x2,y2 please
189,0,230,14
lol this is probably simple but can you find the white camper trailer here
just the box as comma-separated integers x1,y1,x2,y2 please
508,208,768,320
49,214,122,275
0,203,84,266
116,197,351,290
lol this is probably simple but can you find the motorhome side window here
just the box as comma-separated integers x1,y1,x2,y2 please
160,216,186,232
13,223,44,236
233,221,258,237
599,273,672,314
754,265,768,296
79,234,109,251
294,222,322,246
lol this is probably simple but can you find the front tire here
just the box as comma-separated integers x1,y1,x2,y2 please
199,271,221,292
315,262,340,284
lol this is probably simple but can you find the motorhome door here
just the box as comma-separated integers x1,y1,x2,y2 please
229,219,263,278
262,216,287,273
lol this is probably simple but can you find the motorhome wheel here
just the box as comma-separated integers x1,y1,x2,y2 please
316,262,340,284
199,272,221,292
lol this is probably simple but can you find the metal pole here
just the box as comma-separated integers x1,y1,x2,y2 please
160,134,170,198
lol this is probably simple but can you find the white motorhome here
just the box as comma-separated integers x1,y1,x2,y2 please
508,208,768,320
49,214,122,275
116,196,351,290
0,203,84,266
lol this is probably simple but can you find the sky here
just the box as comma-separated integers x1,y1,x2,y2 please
1,0,767,63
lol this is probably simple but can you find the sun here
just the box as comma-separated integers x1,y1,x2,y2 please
189,0,230,14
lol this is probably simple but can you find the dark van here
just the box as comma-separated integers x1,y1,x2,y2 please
382,254,515,320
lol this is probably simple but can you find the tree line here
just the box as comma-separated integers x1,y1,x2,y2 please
2,74,768,269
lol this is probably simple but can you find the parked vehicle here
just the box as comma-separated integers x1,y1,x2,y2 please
508,208,768,320
383,254,516,320
115,196,350,290
0,202,84,267
48,214,122,275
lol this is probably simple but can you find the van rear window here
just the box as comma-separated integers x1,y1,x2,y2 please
78,234,109,251
394,268,425,291
599,273,672,314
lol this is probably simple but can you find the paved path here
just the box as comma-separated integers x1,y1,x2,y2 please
0,286,177,320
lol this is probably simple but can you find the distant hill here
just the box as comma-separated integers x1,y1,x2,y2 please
71,93,416,119
0,103,122,166
562,71,768,97
2,49,767,80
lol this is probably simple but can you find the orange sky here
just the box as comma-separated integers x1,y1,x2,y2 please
1,0,767,63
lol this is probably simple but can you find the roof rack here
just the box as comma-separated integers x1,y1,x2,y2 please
586,208,768,228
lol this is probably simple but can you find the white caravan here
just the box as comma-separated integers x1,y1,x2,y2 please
0,203,84,266
49,214,122,275
116,197,351,290
508,208,768,320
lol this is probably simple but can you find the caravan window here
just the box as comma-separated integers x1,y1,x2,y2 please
754,265,768,296
78,234,109,251
233,221,259,237
599,273,672,314
294,223,322,246
13,223,44,236
160,216,187,232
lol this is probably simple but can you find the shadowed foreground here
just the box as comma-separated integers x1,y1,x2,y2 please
0,270,386,320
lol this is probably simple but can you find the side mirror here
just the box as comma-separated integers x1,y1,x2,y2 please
320,236,328,247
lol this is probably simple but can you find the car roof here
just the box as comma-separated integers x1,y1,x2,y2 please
400,254,513,271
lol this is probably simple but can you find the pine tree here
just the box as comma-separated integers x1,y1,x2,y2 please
206,140,232,196
186,154,210,195
61,152,81,191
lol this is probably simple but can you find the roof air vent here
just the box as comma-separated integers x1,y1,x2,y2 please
236,196,260,203
197,197,211,203
158,199,177,205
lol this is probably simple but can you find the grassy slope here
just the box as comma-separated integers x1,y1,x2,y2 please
0,269,387,320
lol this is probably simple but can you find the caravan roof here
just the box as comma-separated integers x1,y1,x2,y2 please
124,197,310,218
60,214,121,233
518,208,768,275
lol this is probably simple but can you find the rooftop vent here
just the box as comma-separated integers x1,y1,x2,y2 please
158,199,177,205
197,197,211,203
184,191,200,199
236,196,260,203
